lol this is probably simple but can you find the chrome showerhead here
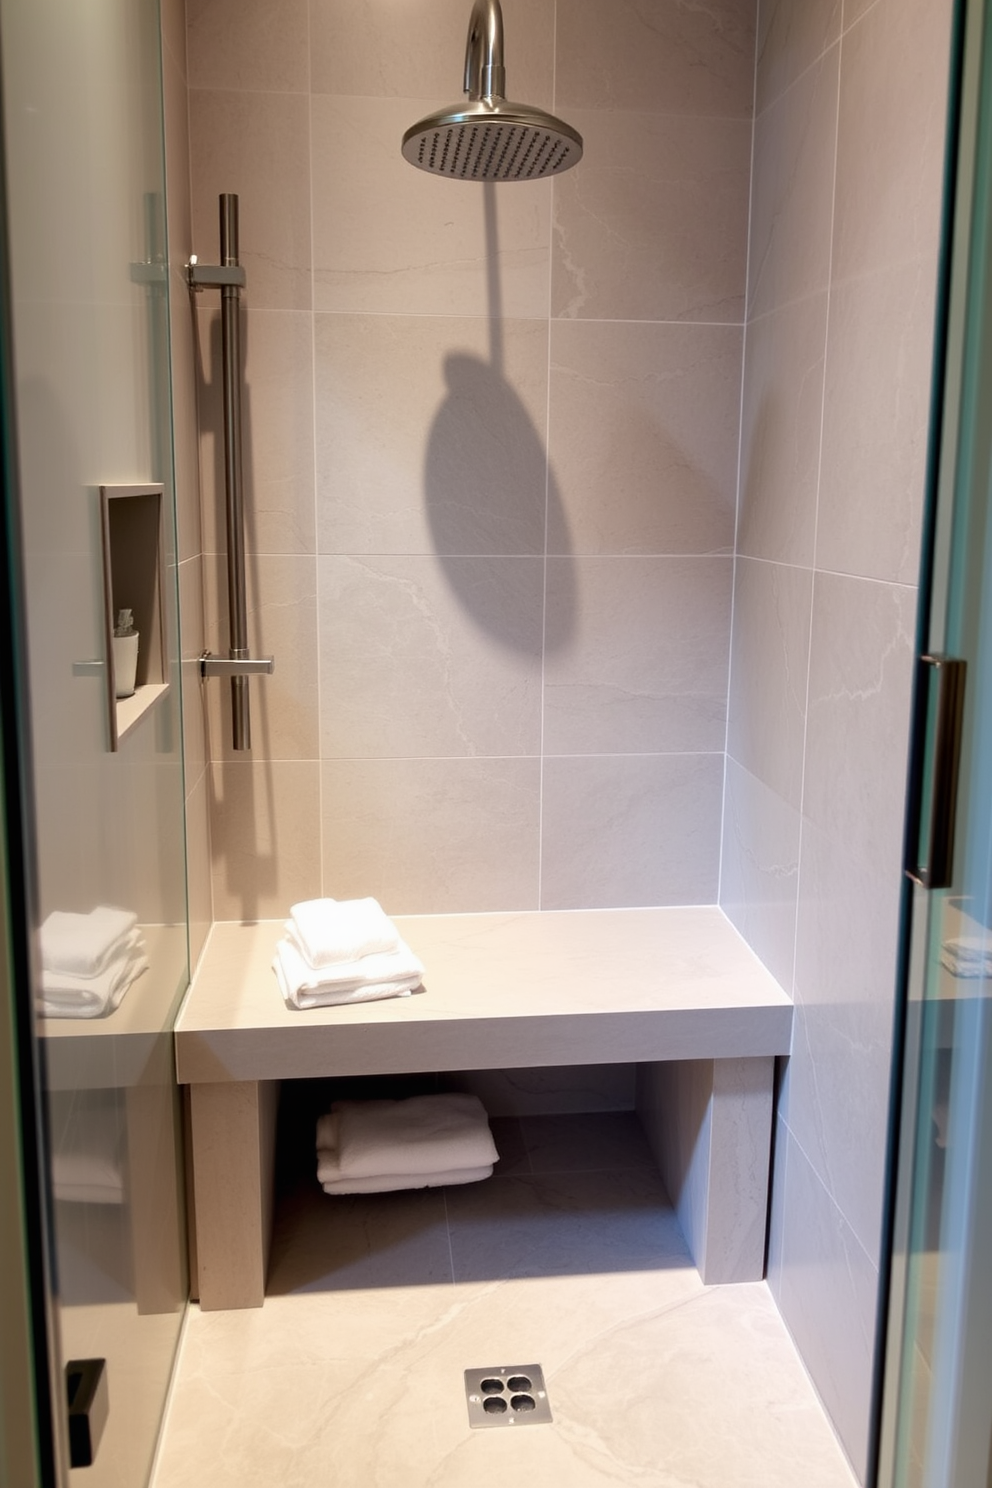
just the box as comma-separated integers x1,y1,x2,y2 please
402,0,583,182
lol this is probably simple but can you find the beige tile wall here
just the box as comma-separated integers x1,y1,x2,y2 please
163,0,212,967
722,0,954,1476
186,0,755,919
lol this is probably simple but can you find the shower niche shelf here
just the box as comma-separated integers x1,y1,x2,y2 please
99,483,169,750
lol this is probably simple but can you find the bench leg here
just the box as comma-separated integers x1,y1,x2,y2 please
636,1057,774,1284
187,1080,280,1310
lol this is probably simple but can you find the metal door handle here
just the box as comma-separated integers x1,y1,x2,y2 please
905,653,966,889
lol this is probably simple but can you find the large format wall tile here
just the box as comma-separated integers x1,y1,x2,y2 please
547,320,742,556
815,262,937,585
314,313,549,557
552,108,750,323
318,555,543,760
756,0,841,115
198,308,316,556
727,556,811,808
544,556,732,755
801,573,916,860
541,753,724,909
311,95,551,319
721,758,800,996
831,0,951,285
790,820,899,1262
320,757,541,912
771,1129,878,1484
204,553,319,763
309,0,554,106
747,44,839,318
189,89,312,311
187,0,309,93
556,0,755,118
210,760,321,920
737,293,827,566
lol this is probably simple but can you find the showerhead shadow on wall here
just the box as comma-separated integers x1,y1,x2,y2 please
406,0,579,653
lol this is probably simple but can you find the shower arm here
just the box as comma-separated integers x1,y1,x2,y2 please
464,0,506,101
187,194,274,751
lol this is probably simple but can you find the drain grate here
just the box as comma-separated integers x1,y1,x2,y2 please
464,1364,553,1428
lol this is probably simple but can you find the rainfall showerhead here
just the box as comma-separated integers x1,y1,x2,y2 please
402,0,583,182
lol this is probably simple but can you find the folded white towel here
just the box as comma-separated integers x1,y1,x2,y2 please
40,945,148,1020
40,906,138,977
320,1165,493,1195
315,1093,498,1182
941,935,992,978
51,1109,125,1205
288,897,400,967
272,935,423,1009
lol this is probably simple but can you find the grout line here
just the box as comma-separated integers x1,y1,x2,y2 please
441,1188,457,1285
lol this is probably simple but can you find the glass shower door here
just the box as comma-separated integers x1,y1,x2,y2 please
879,0,992,1481
0,0,191,1481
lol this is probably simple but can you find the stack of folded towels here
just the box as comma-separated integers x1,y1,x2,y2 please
941,934,992,978
272,896,424,1011
38,906,147,1020
316,1093,499,1194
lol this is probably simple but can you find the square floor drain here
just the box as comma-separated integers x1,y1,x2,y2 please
464,1364,553,1428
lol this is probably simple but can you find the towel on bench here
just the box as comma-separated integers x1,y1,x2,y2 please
287,896,400,967
273,935,423,1010
39,930,148,1019
40,905,139,978
316,1093,497,1192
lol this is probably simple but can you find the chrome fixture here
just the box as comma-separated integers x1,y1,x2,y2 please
188,194,273,750
402,0,582,181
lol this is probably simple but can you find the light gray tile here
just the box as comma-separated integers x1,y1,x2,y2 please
771,1128,879,1483
446,1168,689,1280
552,109,750,323
544,557,732,755
748,44,839,317
727,556,812,807
831,0,952,284
311,94,552,318
209,760,321,919
790,817,901,1259
520,1111,657,1174
816,263,936,584
445,1065,636,1117
720,757,800,995
185,770,213,972
802,572,916,861
314,313,549,556
320,756,541,913
204,553,319,762
187,0,309,92
548,321,741,556
556,0,756,118
738,294,828,567
198,308,316,557
756,0,842,114
189,89,312,312
266,1182,453,1295
309,0,554,106
540,753,724,909
318,555,543,759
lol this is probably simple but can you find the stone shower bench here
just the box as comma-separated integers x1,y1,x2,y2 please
174,907,793,1311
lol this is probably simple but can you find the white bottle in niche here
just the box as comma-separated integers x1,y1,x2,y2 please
113,608,139,699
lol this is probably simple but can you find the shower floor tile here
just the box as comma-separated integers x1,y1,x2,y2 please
151,1115,859,1488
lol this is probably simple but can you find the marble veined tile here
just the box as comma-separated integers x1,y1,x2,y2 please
154,1272,858,1488
519,1112,657,1175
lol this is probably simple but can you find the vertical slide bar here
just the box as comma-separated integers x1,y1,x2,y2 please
218,193,250,750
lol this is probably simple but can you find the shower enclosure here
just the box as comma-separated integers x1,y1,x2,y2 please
0,0,190,1482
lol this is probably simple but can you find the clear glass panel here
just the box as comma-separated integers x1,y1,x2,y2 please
882,1,992,1482
0,0,189,1482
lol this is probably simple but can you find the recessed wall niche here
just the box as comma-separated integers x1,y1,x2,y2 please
99,483,168,750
